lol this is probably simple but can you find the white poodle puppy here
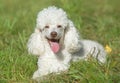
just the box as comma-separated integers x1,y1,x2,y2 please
27,6,106,81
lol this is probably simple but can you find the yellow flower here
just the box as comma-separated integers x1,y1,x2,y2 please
105,45,112,53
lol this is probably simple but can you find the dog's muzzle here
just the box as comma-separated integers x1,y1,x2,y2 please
46,37,60,53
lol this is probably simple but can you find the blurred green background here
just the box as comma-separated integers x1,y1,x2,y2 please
0,0,120,82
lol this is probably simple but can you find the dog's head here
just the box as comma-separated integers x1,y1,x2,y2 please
36,6,68,40
35,6,79,53
36,6,69,53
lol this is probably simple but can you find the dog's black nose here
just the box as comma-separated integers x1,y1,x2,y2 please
51,31,57,38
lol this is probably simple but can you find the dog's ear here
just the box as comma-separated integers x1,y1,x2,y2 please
64,20,82,53
27,27,45,56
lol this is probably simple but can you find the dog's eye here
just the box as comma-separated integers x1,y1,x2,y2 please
45,25,49,28
57,25,62,28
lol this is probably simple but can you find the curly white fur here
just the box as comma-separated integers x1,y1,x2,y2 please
27,6,106,81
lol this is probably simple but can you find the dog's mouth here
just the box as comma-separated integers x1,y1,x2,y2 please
46,38,60,53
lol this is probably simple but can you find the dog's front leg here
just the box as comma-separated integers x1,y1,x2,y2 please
62,50,72,65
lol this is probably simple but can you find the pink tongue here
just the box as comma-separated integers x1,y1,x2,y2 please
49,41,60,53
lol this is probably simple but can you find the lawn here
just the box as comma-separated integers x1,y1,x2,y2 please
0,0,120,83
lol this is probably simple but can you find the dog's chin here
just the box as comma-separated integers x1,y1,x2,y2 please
46,37,60,53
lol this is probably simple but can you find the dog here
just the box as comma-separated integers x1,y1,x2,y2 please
27,6,106,81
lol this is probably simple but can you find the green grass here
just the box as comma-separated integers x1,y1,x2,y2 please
0,0,120,82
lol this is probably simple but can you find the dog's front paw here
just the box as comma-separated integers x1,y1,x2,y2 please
57,64,69,73
32,70,48,82
32,70,41,81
